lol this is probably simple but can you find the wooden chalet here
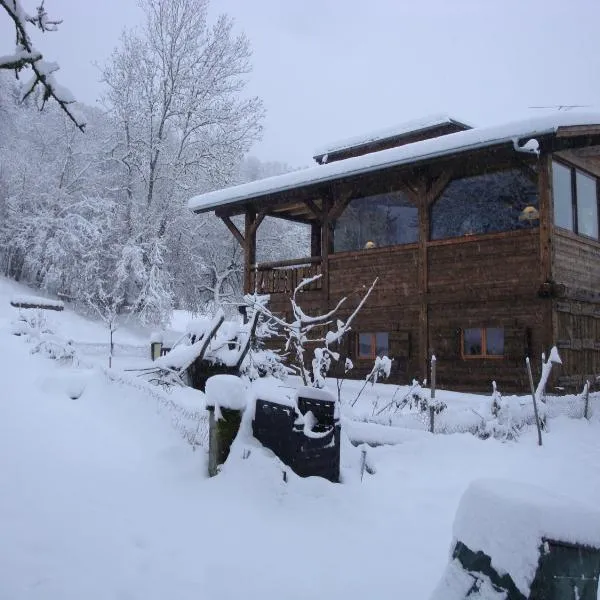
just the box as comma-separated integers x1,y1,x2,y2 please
189,113,600,392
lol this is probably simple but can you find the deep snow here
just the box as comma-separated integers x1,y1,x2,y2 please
1,277,599,600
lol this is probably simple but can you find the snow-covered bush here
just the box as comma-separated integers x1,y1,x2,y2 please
240,348,288,381
350,355,393,407
11,309,78,364
30,333,77,365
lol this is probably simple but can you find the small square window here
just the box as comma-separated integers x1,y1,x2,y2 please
462,327,504,359
358,332,389,359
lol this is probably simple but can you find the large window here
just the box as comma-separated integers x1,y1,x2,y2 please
552,160,599,240
430,170,538,240
334,190,418,252
462,327,504,359
358,332,389,359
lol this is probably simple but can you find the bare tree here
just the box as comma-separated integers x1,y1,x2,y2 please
197,243,242,313
0,0,85,130
247,276,378,387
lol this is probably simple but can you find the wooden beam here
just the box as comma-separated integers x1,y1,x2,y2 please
303,198,323,219
311,222,322,257
329,192,352,221
556,125,600,138
244,209,256,294
249,209,267,236
539,155,552,287
321,191,333,304
251,256,321,270
220,215,245,247
425,170,453,206
265,211,314,225
417,184,429,382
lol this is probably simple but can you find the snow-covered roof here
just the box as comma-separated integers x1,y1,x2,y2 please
312,113,472,158
188,112,600,214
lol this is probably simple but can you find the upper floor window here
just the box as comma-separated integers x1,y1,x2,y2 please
334,190,418,252
430,169,538,240
552,160,599,240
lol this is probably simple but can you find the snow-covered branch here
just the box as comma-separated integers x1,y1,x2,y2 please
1,0,85,131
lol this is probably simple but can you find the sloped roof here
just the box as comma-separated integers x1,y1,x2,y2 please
188,112,600,214
312,113,472,159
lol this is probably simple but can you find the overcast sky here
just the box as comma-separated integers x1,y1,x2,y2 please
3,0,600,167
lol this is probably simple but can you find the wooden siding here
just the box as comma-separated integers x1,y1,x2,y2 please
427,230,540,302
553,230,600,297
328,244,419,306
430,299,551,392
553,299,600,389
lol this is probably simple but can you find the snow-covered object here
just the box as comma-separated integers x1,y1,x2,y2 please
313,113,472,158
149,331,163,344
205,375,246,411
434,478,600,598
186,318,211,340
10,295,64,310
296,385,335,403
188,112,600,213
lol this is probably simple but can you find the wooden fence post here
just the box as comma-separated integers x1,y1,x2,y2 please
429,354,436,433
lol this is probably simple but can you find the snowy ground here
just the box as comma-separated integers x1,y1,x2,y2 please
1,277,599,599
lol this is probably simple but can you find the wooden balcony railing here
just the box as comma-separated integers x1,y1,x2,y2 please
249,257,323,294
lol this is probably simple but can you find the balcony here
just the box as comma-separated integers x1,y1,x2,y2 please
249,257,323,295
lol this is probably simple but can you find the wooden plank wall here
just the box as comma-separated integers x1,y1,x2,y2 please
427,230,540,302
554,300,600,390
328,244,419,306
553,230,600,294
429,299,550,392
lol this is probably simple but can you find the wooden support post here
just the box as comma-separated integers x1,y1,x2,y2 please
311,221,321,257
321,191,333,306
526,357,543,447
429,354,436,433
244,209,256,294
538,154,556,355
584,380,590,420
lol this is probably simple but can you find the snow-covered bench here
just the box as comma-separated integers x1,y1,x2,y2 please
10,295,64,311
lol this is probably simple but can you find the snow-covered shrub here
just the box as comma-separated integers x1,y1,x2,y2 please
240,348,288,381
31,333,78,365
350,355,393,407
10,309,52,338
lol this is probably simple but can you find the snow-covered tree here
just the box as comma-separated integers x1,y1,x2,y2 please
99,0,264,317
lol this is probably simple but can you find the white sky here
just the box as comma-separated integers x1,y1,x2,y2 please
2,0,600,167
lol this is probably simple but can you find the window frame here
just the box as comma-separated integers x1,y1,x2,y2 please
357,332,389,360
461,327,505,360
552,159,600,241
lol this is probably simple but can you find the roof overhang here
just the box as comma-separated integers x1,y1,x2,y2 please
189,113,600,217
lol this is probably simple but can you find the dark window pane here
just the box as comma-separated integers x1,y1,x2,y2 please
463,328,482,356
334,190,418,252
576,170,598,239
359,333,372,358
552,162,573,231
375,332,388,357
430,170,538,240
486,328,504,356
